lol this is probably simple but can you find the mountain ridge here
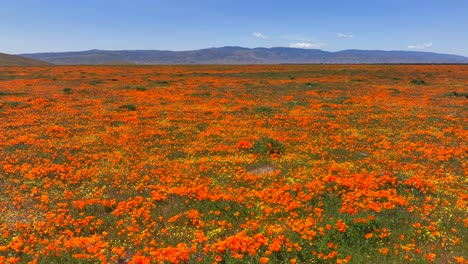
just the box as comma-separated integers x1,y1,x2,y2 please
19,47,468,65
0,53,51,66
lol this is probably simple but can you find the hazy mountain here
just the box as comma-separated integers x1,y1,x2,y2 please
0,53,51,66
19,47,468,65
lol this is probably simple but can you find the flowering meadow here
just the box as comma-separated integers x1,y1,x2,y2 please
0,65,467,263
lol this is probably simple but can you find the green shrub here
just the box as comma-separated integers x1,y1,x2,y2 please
0,91,26,96
447,91,468,98
410,79,425,85
110,121,125,127
386,88,401,94
192,92,211,97
1,101,27,108
89,80,104,86
135,86,147,91
254,106,273,114
63,88,73,93
305,82,321,87
118,104,136,111
153,80,169,85
167,150,186,160
251,137,285,156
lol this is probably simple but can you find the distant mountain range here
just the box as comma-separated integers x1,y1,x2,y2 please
17,47,468,65
0,53,50,66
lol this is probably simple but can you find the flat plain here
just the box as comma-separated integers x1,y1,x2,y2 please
0,65,467,263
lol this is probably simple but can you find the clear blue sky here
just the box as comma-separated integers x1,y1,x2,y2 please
1,0,468,56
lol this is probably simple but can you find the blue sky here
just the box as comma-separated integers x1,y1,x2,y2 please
1,0,468,56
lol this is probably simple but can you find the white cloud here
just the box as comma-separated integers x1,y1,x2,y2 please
408,42,433,49
252,32,267,39
337,33,353,38
289,42,326,49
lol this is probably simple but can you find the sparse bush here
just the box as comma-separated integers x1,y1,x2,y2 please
135,86,147,91
167,150,186,160
1,101,25,108
251,137,285,156
0,91,26,96
254,106,273,114
110,121,125,127
63,88,73,93
305,82,321,87
386,88,401,94
89,80,104,86
410,79,426,85
153,80,169,85
446,91,468,98
192,92,211,97
118,104,136,111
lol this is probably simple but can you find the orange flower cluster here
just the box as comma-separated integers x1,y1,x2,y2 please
0,65,467,263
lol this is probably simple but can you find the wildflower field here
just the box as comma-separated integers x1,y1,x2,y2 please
0,65,467,263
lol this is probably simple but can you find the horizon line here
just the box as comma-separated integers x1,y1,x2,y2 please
14,46,468,58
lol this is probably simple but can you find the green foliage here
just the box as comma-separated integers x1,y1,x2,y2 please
386,88,401,94
410,79,426,85
167,149,186,160
192,92,211,97
0,91,26,96
63,87,73,93
305,82,321,87
446,91,468,98
110,121,125,127
351,78,367,82
251,137,285,156
254,106,273,114
118,104,137,111
135,86,147,91
284,100,309,108
89,80,104,86
1,101,26,108
153,80,170,85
